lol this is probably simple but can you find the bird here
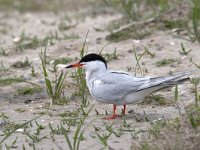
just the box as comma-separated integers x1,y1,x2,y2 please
66,53,192,119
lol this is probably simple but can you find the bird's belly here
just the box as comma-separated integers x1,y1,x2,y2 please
123,92,146,105
91,91,145,106
92,87,161,106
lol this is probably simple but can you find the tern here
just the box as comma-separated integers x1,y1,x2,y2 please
66,53,191,119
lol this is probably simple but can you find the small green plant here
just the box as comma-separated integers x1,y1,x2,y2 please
12,57,31,68
35,121,46,135
144,47,155,58
96,131,112,148
14,32,42,51
192,0,200,42
14,108,26,113
24,130,47,143
133,45,146,76
179,43,192,55
156,58,177,67
17,86,42,95
101,48,119,62
174,84,182,115
61,105,93,150
40,43,67,106
103,0,141,21
0,77,24,86
104,0,169,21
31,66,38,77
190,78,200,107
74,32,89,107
58,21,76,31
162,19,188,30
148,118,167,138
0,61,9,72
143,94,168,105
191,59,200,69
0,48,9,56
4,137,18,149
132,46,154,75
186,104,200,128
0,116,40,144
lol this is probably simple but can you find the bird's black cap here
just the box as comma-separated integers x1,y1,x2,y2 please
79,53,107,68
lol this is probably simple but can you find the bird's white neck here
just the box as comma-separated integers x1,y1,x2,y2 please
84,60,107,82
85,67,106,82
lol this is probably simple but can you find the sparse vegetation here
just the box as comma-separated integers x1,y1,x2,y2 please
101,48,119,62
179,43,192,55
0,0,200,149
0,61,9,72
73,31,89,107
192,0,200,42
40,44,67,106
0,48,9,56
156,58,177,67
0,77,24,86
17,86,42,95
143,94,169,106
12,57,31,68
61,105,93,150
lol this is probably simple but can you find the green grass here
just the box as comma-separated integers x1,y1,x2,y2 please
0,61,9,72
14,32,42,51
192,0,200,42
101,48,119,62
0,116,40,144
143,94,169,106
58,22,76,31
186,104,200,128
17,86,42,95
161,19,188,30
13,31,79,51
0,48,9,56
179,43,192,55
104,0,170,21
73,31,89,107
156,58,177,67
0,77,24,86
0,0,63,12
14,108,26,113
133,46,154,76
11,57,31,68
40,43,67,106
61,105,93,150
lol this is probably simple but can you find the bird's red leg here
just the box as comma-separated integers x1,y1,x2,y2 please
103,104,120,120
122,105,126,115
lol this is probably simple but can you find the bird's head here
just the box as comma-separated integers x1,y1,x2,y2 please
66,53,107,72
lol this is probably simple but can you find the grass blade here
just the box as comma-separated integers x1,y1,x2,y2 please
0,116,40,144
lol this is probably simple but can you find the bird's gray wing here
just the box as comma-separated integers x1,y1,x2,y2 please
91,71,150,101
92,71,191,102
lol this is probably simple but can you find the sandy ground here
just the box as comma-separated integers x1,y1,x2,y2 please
0,2,200,150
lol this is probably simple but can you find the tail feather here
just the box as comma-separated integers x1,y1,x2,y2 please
138,70,196,92
136,70,199,92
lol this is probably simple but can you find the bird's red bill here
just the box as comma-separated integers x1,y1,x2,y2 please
66,63,84,68
72,63,84,67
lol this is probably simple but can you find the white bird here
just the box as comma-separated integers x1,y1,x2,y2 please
66,53,191,119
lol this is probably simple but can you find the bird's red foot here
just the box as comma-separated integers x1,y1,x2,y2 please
103,114,120,120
